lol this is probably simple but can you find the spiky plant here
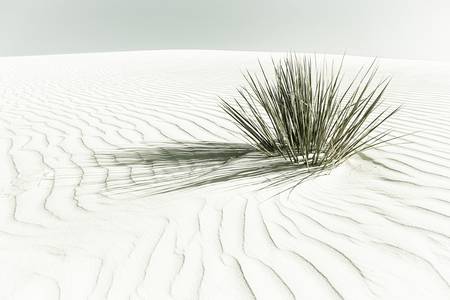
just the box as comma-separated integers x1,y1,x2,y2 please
221,54,399,170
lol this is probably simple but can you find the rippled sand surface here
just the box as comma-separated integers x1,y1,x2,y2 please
1,50,449,299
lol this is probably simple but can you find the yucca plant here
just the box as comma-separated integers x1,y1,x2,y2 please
221,54,399,171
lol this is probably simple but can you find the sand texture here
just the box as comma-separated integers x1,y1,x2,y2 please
0,50,449,299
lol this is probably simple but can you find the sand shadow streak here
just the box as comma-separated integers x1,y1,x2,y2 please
93,142,321,197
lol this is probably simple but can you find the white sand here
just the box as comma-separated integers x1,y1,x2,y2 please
0,50,449,299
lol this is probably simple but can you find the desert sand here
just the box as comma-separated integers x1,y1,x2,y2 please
0,50,449,299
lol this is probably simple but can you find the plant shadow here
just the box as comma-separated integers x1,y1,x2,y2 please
92,142,322,197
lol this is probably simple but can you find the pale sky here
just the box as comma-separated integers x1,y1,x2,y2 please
1,0,449,60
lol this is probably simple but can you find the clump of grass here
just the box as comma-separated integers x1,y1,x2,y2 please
221,54,399,171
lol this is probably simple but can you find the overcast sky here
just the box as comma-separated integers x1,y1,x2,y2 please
1,0,449,60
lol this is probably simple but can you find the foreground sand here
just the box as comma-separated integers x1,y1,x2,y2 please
0,50,449,299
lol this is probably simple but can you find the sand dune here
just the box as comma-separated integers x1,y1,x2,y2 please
0,50,449,299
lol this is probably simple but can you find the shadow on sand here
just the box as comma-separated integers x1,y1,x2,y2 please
92,142,325,197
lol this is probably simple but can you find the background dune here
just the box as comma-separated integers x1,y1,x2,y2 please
0,50,449,299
